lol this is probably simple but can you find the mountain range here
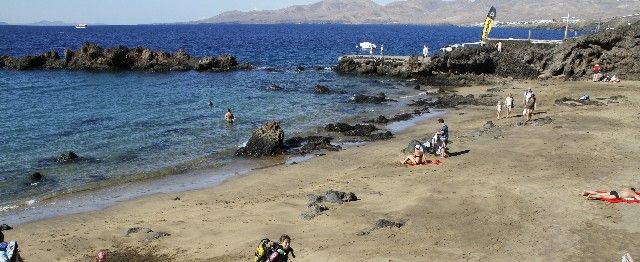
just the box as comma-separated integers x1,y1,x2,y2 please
198,0,640,25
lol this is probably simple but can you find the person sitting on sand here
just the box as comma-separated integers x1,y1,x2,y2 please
0,231,24,262
403,145,424,165
224,108,235,123
269,234,295,262
581,188,640,200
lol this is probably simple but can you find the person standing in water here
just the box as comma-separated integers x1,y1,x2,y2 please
224,108,235,123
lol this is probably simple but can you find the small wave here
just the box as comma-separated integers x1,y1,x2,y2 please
0,205,19,212
26,199,36,205
399,92,427,99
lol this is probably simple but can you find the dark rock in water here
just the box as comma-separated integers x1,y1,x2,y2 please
369,131,394,141
374,115,389,124
1,42,252,72
236,121,285,157
0,224,13,231
325,123,379,137
269,84,283,91
300,136,341,153
414,84,421,90
351,93,394,104
284,136,305,148
313,85,331,94
336,57,430,78
57,151,79,163
30,172,43,181
390,113,413,122
345,124,378,137
374,219,404,229
295,65,305,71
325,123,354,133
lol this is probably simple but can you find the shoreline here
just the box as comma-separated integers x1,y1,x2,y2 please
0,90,443,225
7,78,640,261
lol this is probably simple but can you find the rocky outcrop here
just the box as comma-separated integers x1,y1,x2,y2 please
1,42,252,72
236,121,285,157
335,22,640,80
57,151,79,163
336,57,430,78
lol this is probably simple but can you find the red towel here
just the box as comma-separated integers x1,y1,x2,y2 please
406,159,443,167
595,191,640,203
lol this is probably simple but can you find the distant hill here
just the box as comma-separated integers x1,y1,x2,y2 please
197,0,640,25
0,22,7,25
28,20,74,26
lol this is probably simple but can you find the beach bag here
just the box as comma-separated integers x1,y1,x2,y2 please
0,241,17,262
254,239,274,262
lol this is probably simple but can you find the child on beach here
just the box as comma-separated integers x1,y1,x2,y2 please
268,234,295,262
504,93,514,118
496,100,503,119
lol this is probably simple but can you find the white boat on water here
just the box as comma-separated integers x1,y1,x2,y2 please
75,24,87,29
358,42,376,50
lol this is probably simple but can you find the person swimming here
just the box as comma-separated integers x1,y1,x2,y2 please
208,100,213,107
224,108,235,123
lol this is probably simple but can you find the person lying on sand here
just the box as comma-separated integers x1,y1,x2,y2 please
402,145,424,165
581,188,640,200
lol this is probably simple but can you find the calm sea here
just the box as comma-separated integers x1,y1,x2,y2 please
0,24,568,223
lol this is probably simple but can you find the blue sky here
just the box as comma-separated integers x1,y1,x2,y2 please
0,0,397,24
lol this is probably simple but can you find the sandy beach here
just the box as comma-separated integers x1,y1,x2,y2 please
5,79,640,261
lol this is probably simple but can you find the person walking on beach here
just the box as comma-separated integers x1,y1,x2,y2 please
522,88,533,117
435,118,448,158
496,100,503,119
224,108,235,123
525,94,536,122
505,93,514,118
496,41,503,52
268,234,295,262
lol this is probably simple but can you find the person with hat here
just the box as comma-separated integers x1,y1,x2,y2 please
402,144,425,165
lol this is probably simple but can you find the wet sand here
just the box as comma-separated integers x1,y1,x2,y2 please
6,79,640,261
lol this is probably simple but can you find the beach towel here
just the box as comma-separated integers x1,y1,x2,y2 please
0,241,16,262
595,191,640,204
406,159,443,167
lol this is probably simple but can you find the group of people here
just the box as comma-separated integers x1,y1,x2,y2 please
495,88,535,122
592,63,621,82
403,118,448,165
